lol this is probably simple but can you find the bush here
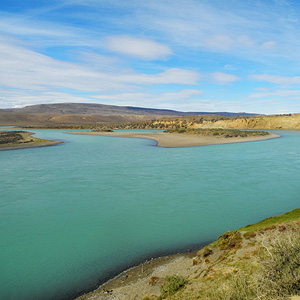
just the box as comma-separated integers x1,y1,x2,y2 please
160,275,187,298
203,273,255,300
203,230,300,300
257,232,300,298
0,131,24,144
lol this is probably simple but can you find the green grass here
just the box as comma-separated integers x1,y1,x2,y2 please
240,208,300,232
164,128,269,138
160,275,188,298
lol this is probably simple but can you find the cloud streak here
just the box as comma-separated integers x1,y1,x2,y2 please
105,35,173,60
250,74,300,86
0,38,201,108
211,72,240,85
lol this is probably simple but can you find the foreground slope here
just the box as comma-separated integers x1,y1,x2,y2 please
77,209,300,300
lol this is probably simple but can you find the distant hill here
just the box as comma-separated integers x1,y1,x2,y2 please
3,103,257,117
0,103,258,127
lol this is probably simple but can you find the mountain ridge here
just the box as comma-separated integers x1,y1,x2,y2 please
0,102,258,117
0,103,259,127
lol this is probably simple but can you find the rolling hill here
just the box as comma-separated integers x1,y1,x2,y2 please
0,103,257,127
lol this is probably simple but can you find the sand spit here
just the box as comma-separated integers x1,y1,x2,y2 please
0,131,63,151
69,131,280,148
0,140,63,151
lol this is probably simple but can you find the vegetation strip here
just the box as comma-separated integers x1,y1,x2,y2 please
164,128,269,138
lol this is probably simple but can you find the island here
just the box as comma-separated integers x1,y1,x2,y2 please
69,128,279,148
0,130,63,151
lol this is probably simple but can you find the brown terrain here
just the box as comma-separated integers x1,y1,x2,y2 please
0,103,256,127
70,130,279,148
197,114,300,130
1,103,299,130
100,114,300,131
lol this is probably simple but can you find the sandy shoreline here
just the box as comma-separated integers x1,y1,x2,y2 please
76,251,197,300
68,131,280,148
0,140,63,151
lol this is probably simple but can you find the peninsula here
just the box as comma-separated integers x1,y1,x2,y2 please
0,131,63,151
69,129,279,148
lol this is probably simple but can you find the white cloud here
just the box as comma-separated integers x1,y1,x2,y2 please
249,89,300,99
250,74,300,86
204,35,234,51
94,89,202,101
1,0,300,113
105,35,173,60
224,64,237,71
119,68,200,85
0,39,201,108
0,89,96,108
119,0,300,66
0,13,95,49
92,89,203,110
211,72,240,85
261,40,276,49
0,40,199,90
205,34,256,52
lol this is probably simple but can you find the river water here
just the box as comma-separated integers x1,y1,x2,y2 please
0,129,299,300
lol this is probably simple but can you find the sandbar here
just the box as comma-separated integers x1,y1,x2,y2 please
69,131,280,148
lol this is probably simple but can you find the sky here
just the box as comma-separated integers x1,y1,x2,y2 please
1,0,300,114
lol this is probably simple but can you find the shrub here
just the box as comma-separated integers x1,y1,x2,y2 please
203,230,300,300
160,275,187,298
0,131,24,144
203,273,255,300
256,232,300,298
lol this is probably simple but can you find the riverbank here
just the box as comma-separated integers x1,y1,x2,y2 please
69,131,280,147
76,209,300,300
76,252,197,300
0,131,63,151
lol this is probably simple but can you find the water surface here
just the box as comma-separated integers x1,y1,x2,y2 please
1,129,300,299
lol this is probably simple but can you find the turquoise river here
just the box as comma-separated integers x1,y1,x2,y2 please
1,129,300,300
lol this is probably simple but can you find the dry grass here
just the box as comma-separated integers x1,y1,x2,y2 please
197,226,300,300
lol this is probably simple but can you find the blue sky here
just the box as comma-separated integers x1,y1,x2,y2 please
1,0,300,113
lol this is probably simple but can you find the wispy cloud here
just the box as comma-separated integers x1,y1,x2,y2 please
123,1,299,57
249,89,300,99
250,74,300,86
1,0,300,113
0,38,200,107
93,89,203,108
211,72,240,85
105,35,173,60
